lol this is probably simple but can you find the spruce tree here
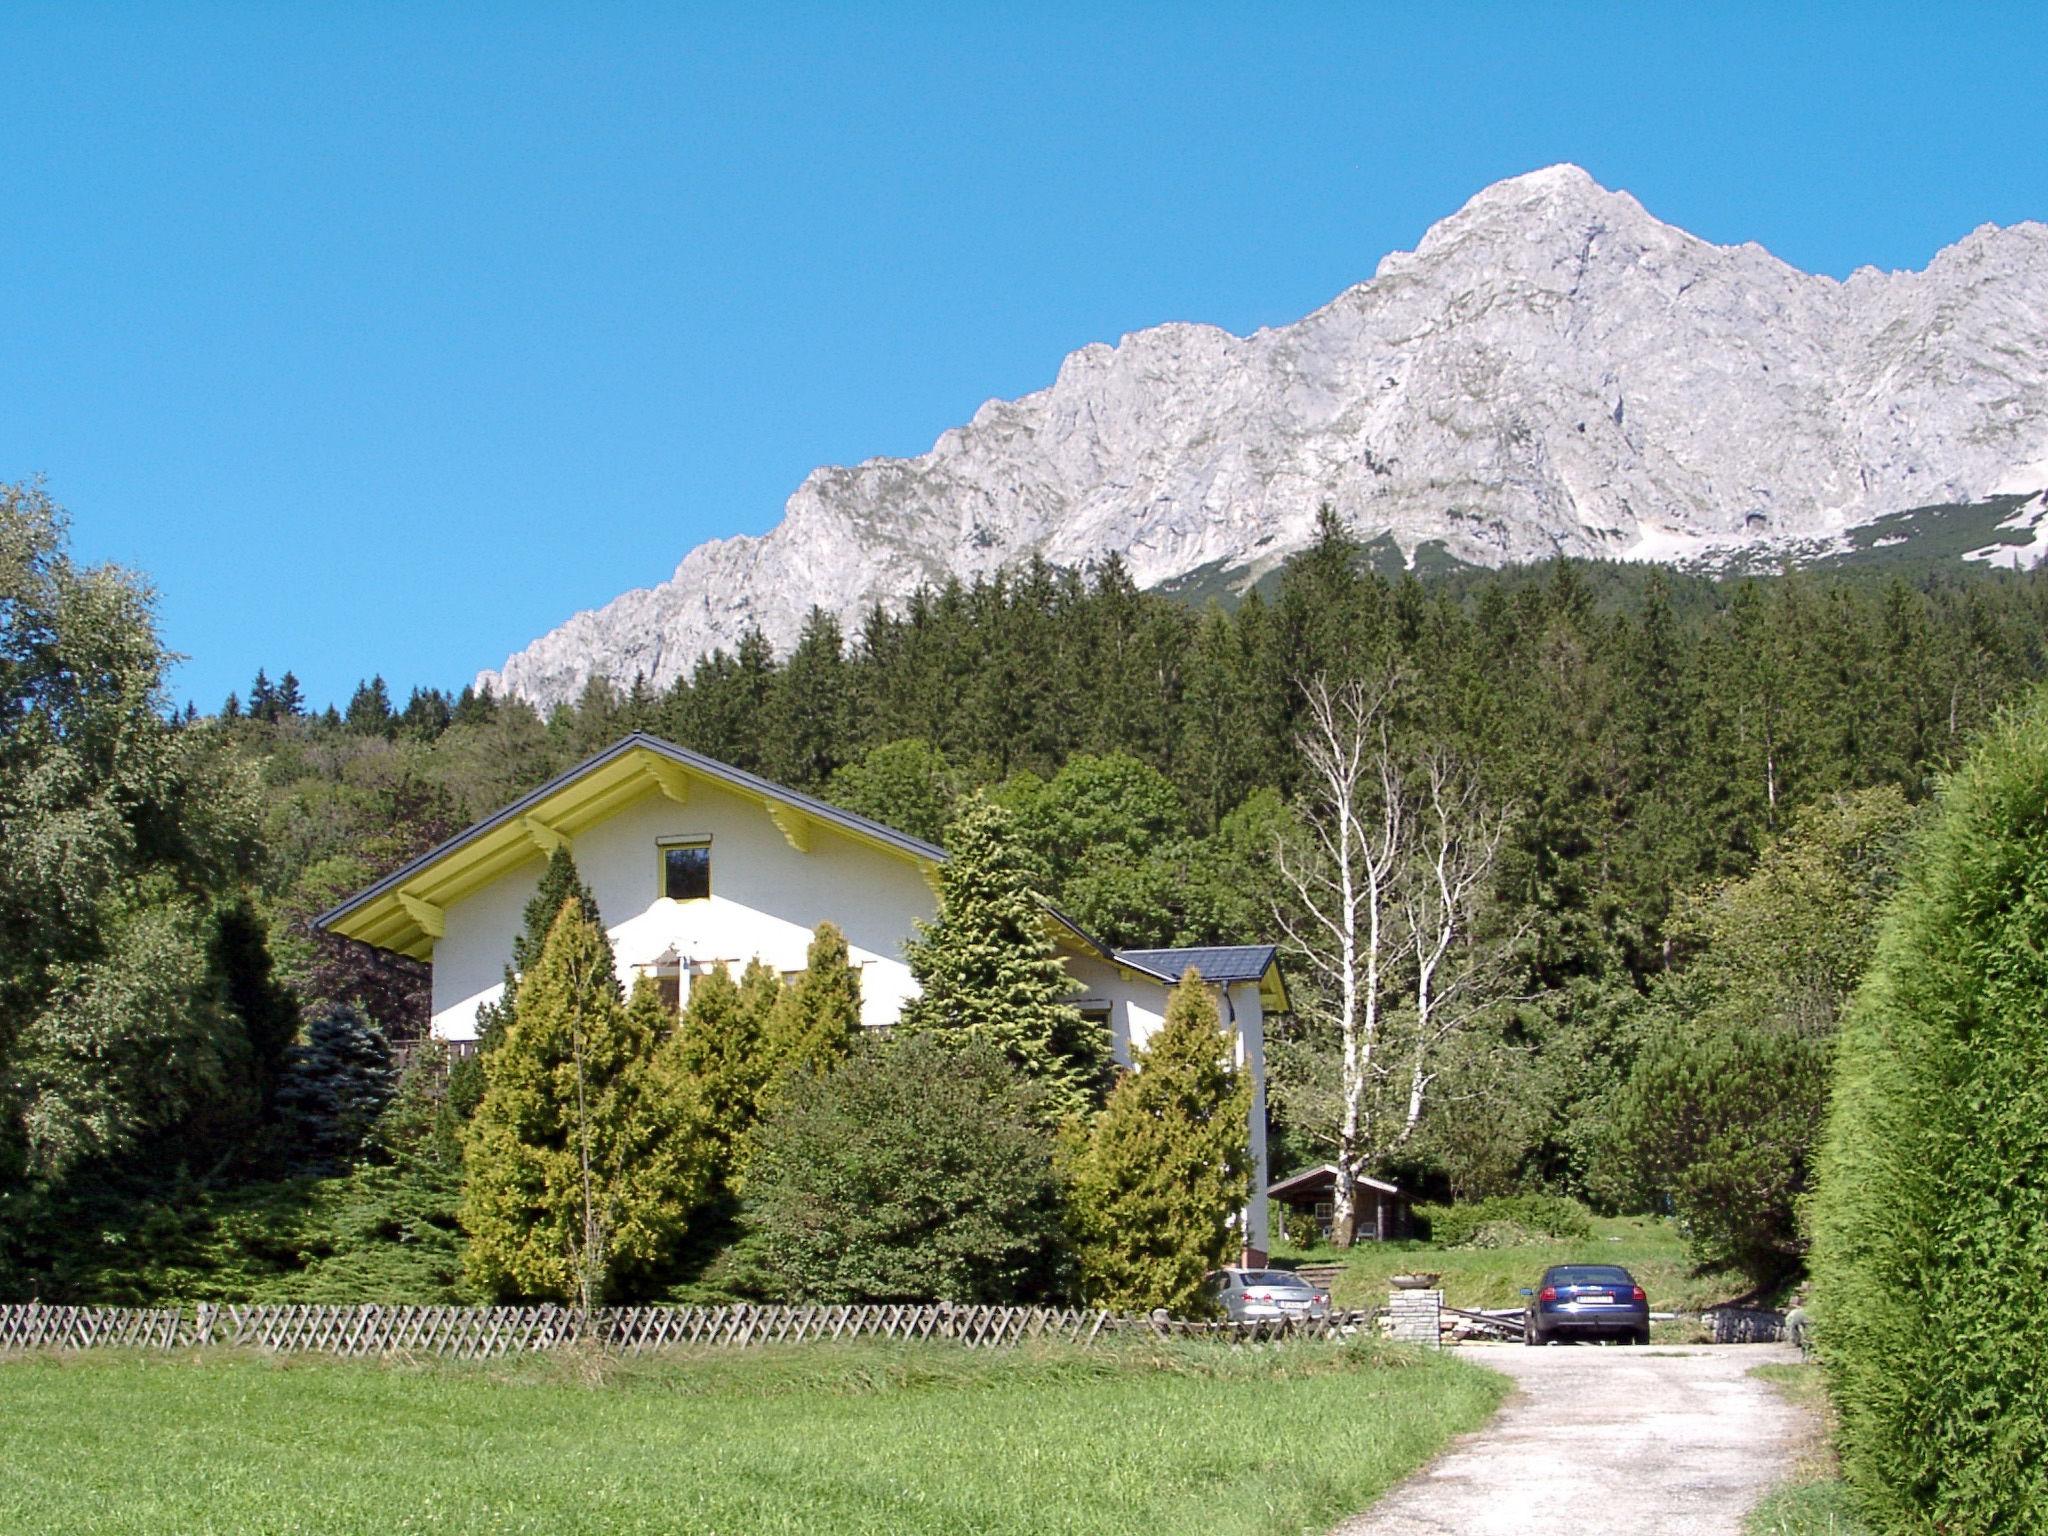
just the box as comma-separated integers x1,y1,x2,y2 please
471,847,602,1051
900,794,1109,1122
760,922,863,1105
276,1003,398,1173
668,958,781,1187
1064,971,1252,1314
461,900,708,1303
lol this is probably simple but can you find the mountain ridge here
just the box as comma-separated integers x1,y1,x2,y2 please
481,165,2048,707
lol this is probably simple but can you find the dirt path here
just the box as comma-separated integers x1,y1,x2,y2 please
1332,1343,1807,1536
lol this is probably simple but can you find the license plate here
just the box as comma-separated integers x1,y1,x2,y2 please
1578,1294,1613,1305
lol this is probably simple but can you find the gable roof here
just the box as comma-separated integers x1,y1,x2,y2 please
316,733,945,960
1115,944,1290,1012
1266,1163,1401,1200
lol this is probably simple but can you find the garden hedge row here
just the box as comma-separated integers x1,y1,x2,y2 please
1810,688,2048,1533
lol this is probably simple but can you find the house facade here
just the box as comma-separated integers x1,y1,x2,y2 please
318,734,1286,1261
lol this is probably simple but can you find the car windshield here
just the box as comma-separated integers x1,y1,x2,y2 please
1239,1271,1313,1289
1547,1266,1633,1287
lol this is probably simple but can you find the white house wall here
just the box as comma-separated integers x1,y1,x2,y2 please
428,777,935,1039
1061,952,1271,1258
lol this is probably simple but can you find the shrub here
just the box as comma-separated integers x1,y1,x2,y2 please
1611,788,1915,1287
275,1003,398,1173
1810,692,2048,1534
743,1033,1067,1303
1415,1194,1593,1249
1064,971,1252,1314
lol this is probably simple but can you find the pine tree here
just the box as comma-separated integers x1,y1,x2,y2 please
760,923,863,1105
1064,971,1252,1314
461,900,709,1303
276,1002,398,1172
471,847,602,1051
668,958,781,1187
345,675,395,737
765,607,852,790
900,794,1109,1122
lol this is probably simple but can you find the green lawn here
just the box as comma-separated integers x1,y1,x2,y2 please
1744,1364,1874,1536
1275,1213,1747,1315
0,1339,1507,1535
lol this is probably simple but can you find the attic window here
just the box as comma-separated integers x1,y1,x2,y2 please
659,836,711,901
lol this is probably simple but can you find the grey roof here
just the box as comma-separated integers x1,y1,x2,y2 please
1114,944,1279,985
315,731,945,934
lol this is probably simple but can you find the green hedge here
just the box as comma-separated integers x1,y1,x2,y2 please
1414,1194,1593,1249
1810,689,2048,1533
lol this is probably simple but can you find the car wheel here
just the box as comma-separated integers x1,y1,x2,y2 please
1632,1327,1651,1346
1523,1318,1539,1346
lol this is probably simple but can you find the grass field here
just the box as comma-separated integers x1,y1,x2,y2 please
1744,1364,1873,1536
0,1338,1507,1535
1274,1212,1748,1315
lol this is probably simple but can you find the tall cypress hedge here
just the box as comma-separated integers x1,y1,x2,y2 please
1810,690,2048,1533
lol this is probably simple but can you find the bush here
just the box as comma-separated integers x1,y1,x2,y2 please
1810,692,2048,1534
743,1033,1068,1303
1415,1194,1593,1249
275,1003,397,1173
1064,971,1252,1315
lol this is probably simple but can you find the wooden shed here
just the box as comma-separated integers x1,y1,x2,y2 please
1266,1164,1412,1243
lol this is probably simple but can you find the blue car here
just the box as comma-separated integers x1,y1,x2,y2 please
1522,1264,1650,1345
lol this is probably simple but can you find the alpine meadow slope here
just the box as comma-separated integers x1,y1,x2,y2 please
482,165,2048,708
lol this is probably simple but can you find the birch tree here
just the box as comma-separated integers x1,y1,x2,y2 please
1272,678,1403,1246
1272,677,1509,1245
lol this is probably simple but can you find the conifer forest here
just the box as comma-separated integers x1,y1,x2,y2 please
8,481,2048,1305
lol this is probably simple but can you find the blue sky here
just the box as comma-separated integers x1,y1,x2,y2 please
3,4,2043,713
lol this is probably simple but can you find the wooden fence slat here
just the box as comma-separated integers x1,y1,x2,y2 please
0,1300,1393,1359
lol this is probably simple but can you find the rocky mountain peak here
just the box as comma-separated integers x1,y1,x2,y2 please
479,169,2048,710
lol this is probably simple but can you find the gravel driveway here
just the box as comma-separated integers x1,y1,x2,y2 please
1332,1343,1807,1536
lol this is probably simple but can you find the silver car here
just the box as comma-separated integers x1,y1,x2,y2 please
1207,1267,1333,1322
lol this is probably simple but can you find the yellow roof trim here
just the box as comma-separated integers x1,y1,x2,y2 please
321,739,950,960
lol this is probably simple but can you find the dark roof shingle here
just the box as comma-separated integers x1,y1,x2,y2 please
1113,944,1278,985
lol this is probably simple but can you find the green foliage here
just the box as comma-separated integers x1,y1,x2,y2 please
0,483,263,1192
827,736,957,843
1810,690,2048,1534
760,922,864,1106
276,1003,398,1173
6,1161,467,1304
28,477,2048,1301
744,1033,1068,1303
461,902,711,1302
901,794,1109,1122
1613,788,1916,1284
1414,1193,1594,1249
1064,972,1253,1313
667,958,781,1187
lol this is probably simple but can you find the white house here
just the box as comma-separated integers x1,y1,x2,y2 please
318,733,1287,1261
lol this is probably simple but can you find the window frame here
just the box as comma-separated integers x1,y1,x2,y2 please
656,835,713,902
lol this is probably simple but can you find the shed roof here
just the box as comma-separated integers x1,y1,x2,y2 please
1266,1163,1401,1200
